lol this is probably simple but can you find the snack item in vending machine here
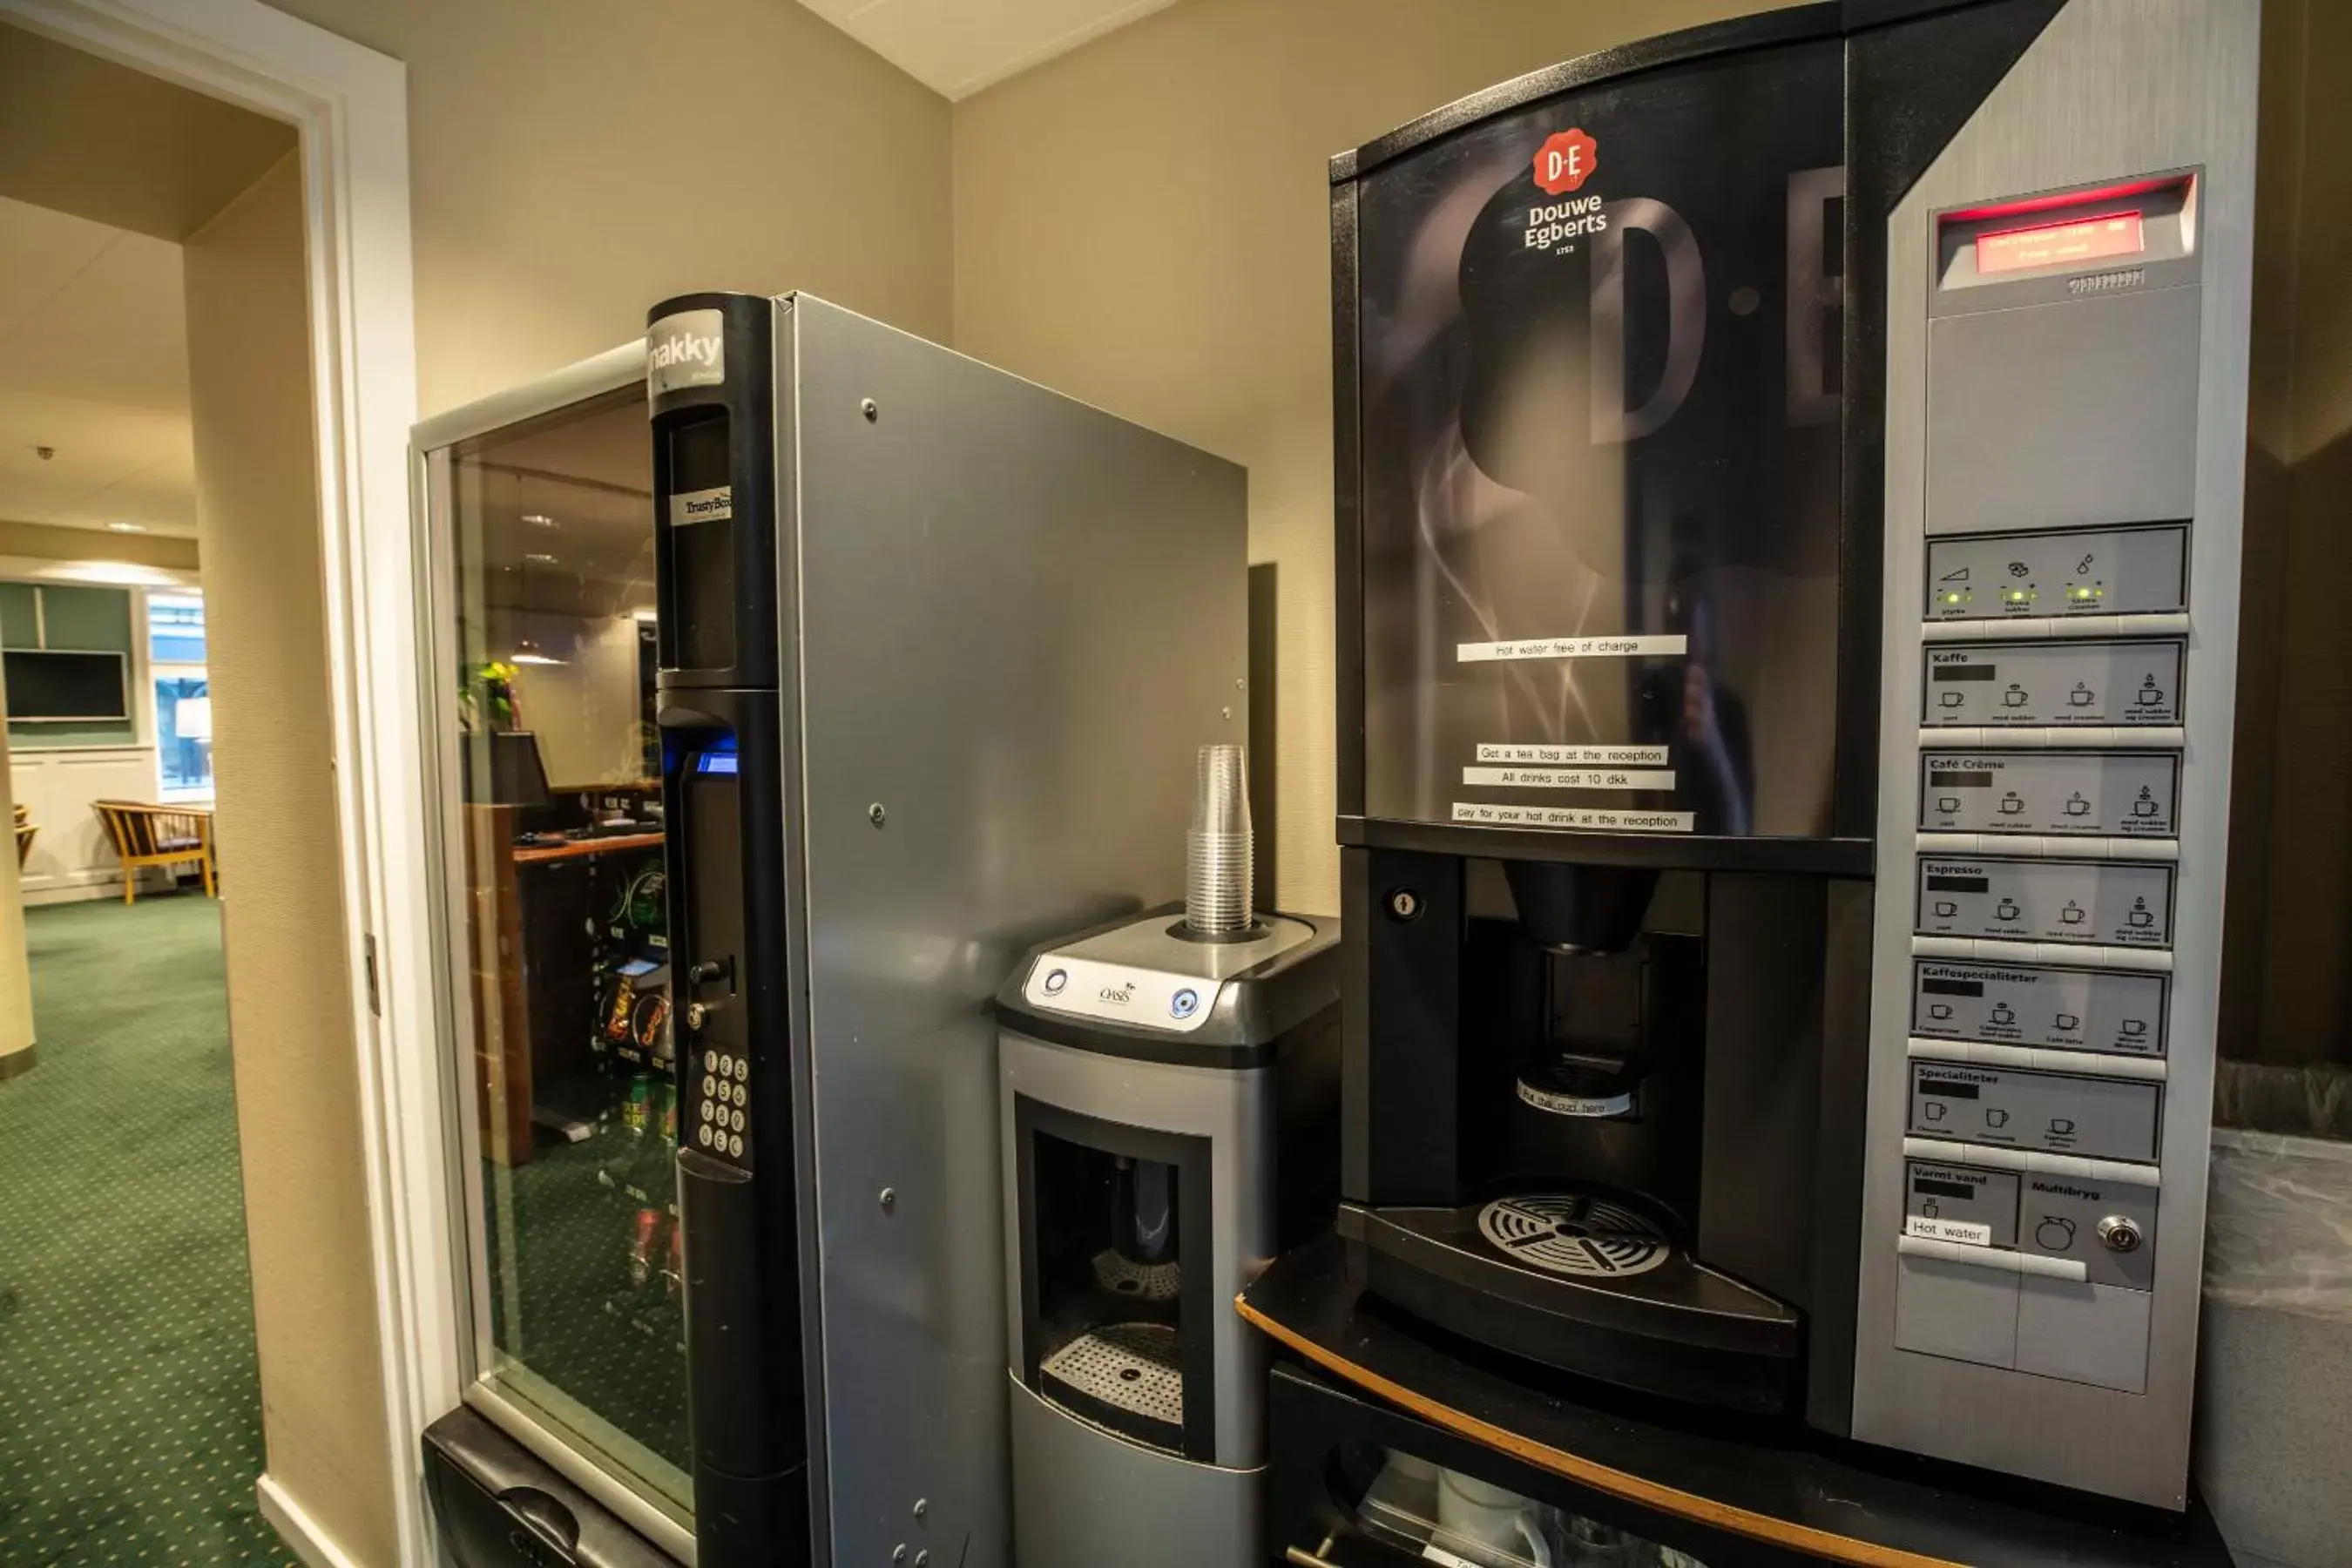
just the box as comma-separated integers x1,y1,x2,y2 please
629,1207,662,1288
623,1073,652,1134
659,1080,678,1144
634,988,670,1053
603,973,639,1043
625,864,666,933
666,1221,683,1298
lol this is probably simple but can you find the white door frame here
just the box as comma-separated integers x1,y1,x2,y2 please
0,3,449,1564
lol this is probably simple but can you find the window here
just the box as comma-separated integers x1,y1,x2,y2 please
150,593,212,799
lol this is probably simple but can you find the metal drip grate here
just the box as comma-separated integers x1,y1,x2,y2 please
1478,1193,1671,1279
1091,1247,1182,1302
1040,1321,1184,1429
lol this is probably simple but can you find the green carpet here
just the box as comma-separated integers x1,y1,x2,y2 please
0,896,294,1566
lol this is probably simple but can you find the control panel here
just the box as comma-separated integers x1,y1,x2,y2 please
1917,751,2176,835
1923,639,2182,727
1926,524,2186,620
1911,960,2166,1057
1855,113,2252,1503
1914,856,2172,948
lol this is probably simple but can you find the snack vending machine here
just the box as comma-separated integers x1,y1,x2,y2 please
648,292,1244,1566
419,297,1244,1566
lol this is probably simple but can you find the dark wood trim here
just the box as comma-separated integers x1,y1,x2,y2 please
0,1043,34,1080
511,830,666,866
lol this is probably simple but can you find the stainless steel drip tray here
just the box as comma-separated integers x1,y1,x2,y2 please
1337,1200,1801,1363
1037,1321,1185,1451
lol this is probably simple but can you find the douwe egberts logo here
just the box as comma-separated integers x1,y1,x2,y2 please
1533,127,1598,195
1525,126,1607,253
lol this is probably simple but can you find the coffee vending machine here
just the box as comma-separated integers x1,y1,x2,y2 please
647,292,1244,1565
1281,0,2255,1532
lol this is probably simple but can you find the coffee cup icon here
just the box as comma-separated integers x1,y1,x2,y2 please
1934,900,1959,918
2070,681,2095,706
1999,792,2024,814
1929,1003,1955,1020
1940,690,1965,709
2055,1012,2081,1031
2059,900,2086,925
2003,684,2029,708
2121,1019,2148,1037
1924,1101,1948,1123
1985,1108,2010,1129
2065,793,2091,816
2049,1117,2077,1136
1936,795,1961,814
2137,675,2165,706
2132,789,2158,817
1997,897,2022,921
2128,898,2154,929
1990,1004,2016,1025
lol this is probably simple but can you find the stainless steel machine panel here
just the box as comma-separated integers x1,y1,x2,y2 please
1927,287,2201,536
1917,750,2177,835
1906,1061,2160,1163
1923,639,2183,727
1912,960,2167,1057
787,298,1246,1566
1857,0,2257,1506
1915,855,2173,948
1926,525,2187,620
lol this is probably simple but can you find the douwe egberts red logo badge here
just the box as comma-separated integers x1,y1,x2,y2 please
1533,128,1598,195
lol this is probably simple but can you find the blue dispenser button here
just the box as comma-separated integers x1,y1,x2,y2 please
1171,988,1200,1019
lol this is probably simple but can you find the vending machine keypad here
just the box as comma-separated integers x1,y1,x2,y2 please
693,1045,750,1162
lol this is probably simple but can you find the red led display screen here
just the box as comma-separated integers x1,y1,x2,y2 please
1976,211,2146,275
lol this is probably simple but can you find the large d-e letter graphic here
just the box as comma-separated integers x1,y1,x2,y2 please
1589,198,1705,443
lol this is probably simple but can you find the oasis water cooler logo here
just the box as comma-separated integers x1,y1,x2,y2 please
646,308,727,395
1526,127,1606,252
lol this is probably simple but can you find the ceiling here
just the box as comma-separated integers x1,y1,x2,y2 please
799,0,1177,100
0,24,295,542
0,195,196,537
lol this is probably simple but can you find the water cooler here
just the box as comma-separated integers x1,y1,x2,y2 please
997,746,1340,1567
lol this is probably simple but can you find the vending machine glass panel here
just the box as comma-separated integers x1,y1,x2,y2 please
421,355,693,1552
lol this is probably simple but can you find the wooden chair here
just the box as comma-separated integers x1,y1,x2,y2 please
13,803,31,870
92,801,216,903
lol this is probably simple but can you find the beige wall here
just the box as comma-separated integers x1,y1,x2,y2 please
0,518,199,571
185,152,395,1567
266,0,952,416
952,0,1775,912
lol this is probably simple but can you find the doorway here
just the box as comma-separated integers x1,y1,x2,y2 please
0,37,295,1565
0,6,431,1563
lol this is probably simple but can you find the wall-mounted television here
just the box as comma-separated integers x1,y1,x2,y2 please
4,649,131,722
